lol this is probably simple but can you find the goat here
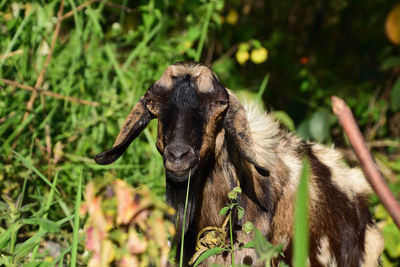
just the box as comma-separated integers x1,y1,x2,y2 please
95,62,384,266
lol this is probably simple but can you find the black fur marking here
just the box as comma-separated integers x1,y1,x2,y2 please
171,74,200,110
303,143,370,267
160,74,204,153
166,176,199,245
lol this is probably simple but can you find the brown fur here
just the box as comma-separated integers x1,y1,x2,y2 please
95,62,384,266
113,98,146,146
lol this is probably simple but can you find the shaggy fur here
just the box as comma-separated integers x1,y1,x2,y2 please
95,62,384,266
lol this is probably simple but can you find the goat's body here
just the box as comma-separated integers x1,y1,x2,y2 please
95,62,383,266
186,102,384,266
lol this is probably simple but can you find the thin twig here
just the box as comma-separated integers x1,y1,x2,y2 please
331,95,400,229
0,49,24,60
368,140,400,148
61,0,96,20
1,78,100,106
101,0,134,13
0,111,16,124
61,0,133,21
23,0,65,122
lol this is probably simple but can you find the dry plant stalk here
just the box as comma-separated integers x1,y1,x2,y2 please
1,78,99,107
331,95,400,228
23,0,65,121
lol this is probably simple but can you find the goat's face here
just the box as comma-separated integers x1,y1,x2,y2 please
95,62,269,182
146,66,229,181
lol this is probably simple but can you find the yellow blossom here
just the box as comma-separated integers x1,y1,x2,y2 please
236,50,249,65
250,47,268,64
226,9,239,25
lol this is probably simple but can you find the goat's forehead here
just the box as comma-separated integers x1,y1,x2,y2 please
155,63,216,93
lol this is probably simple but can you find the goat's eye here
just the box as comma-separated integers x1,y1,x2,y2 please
215,100,227,105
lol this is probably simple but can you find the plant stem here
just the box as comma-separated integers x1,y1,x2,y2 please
229,212,234,266
179,170,192,267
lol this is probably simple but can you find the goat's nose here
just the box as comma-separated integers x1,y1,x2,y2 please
165,144,194,162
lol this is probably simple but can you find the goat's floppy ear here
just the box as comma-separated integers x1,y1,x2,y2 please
224,92,270,177
95,98,154,165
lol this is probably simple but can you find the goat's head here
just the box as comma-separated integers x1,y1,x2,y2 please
95,62,269,182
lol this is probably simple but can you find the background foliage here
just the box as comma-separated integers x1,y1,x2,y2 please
0,0,399,266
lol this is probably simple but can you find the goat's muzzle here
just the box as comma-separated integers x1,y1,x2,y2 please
164,143,197,179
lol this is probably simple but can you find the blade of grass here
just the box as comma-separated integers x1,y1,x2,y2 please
256,74,270,102
293,158,310,266
11,150,61,196
4,113,35,148
50,235,85,267
121,20,163,71
70,169,82,267
14,215,74,259
57,198,74,228
67,0,83,37
0,8,35,69
18,134,37,210
179,169,192,267
31,171,59,260
195,1,214,62
105,44,128,92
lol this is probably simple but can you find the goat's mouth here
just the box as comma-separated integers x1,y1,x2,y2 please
164,161,198,182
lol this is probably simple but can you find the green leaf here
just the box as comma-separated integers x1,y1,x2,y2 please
382,221,400,258
0,201,7,211
228,186,241,200
193,247,225,267
293,159,310,266
273,111,296,131
19,203,37,213
237,206,244,220
253,229,283,262
242,221,254,234
220,206,230,216
381,56,400,70
241,240,255,249
390,77,400,112
15,241,39,260
309,109,331,142
23,218,60,233
0,227,13,249
22,262,43,267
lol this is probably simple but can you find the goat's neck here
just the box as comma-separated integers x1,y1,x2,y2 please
195,129,243,231
196,128,279,235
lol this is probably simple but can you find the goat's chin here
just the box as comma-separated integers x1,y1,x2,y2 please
165,166,198,184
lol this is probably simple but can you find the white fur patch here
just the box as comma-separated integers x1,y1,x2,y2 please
317,236,338,266
155,63,215,92
362,225,384,267
311,144,372,201
245,102,303,192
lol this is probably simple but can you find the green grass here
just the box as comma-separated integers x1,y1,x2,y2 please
0,1,399,266
0,1,221,265
293,159,310,266
179,170,191,267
